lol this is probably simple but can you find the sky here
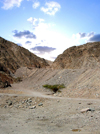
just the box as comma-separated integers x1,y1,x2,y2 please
0,0,100,61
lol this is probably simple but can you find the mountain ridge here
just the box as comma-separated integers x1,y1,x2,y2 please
52,42,100,69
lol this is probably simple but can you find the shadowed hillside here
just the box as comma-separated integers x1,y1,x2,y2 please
0,37,49,73
0,37,49,87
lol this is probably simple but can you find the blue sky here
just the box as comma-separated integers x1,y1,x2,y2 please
0,0,100,61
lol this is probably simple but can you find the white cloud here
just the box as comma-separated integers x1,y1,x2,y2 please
2,0,23,10
32,1,40,9
27,0,40,9
26,17,78,61
72,32,95,45
27,17,38,25
41,1,61,15
27,17,48,30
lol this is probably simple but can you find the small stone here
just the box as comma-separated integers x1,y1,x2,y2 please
28,100,32,103
29,106,36,109
27,103,31,106
7,100,13,106
22,101,24,104
87,103,93,105
80,108,90,113
89,108,95,112
80,108,95,113
38,103,43,106
54,94,56,96
4,105,7,108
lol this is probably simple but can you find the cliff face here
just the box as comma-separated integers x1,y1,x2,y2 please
52,42,100,69
0,37,49,73
0,37,49,87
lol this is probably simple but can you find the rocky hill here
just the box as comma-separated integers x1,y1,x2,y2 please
0,37,49,73
52,42,100,69
0,37,49,87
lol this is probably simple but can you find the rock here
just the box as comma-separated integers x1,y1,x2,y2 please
27,103,31,106
0,71,13,88
80,108,91,113
53,94,56,96
38,103,43,106
28,100,32,103
21,101,25,104
29,106,36,109
4,105,7,108
25,100,27,103
89,108,95,112
6,100,13,106
28,98,31,100
87,103,93,105
80,108,95,113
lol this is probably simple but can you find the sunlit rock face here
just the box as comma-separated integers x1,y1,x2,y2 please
52,42,100,69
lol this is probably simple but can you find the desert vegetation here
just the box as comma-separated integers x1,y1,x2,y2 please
43,84,65,93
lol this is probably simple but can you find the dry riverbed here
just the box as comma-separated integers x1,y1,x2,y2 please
0,93,100,134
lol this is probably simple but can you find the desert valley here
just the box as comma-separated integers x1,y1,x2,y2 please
1,37,100,133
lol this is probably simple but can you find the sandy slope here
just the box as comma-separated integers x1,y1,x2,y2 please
14,67,100,99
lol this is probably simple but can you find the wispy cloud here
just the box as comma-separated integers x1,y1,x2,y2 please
32,1,40,9
25,41,32,44
27,17,45,28
41,1,61,15
27,17,51,38
13,30,36,39
2,0,23,10
27,0,40,9
77,32,94,38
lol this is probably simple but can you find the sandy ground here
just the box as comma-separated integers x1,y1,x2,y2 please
0,90,100,134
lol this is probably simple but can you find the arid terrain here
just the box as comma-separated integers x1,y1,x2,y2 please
0,67,100,134
1,37,100,133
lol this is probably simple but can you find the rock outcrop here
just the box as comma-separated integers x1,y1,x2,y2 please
52,42,100,69
0,63,13,88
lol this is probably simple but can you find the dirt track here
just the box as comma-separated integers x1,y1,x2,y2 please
0,89,100,134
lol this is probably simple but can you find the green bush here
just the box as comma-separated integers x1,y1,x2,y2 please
43,84,65,93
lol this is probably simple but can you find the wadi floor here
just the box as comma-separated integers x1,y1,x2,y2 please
0,90,100,134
